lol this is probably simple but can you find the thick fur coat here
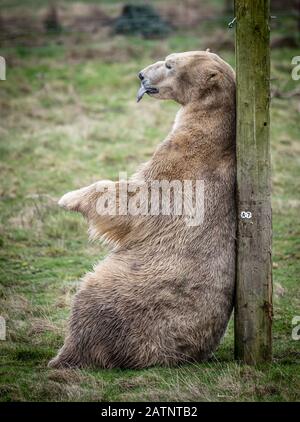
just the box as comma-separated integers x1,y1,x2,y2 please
49,51,236,369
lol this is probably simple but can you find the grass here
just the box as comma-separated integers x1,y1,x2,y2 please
0,1,299,402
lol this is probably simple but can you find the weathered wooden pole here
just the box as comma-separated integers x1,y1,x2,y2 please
234,0,273,364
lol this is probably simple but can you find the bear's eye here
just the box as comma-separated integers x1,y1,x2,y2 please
165,62,172,70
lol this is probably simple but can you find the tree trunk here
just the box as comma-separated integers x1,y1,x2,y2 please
234,0,273,364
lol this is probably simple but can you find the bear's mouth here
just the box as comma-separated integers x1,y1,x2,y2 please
136,83,159,102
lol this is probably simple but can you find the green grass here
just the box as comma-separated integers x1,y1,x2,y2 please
0,1,299,402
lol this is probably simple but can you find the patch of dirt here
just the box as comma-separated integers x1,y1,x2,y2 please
0,3,115,48
54,3,113,32
158,0,215,29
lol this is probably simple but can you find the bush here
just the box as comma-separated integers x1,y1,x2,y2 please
113,4,170,38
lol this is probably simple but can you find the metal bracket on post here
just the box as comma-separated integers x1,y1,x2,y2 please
228,17,237,28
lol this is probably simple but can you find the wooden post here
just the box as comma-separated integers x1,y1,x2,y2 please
234,0,273,364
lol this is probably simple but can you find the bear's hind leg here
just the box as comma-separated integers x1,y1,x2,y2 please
48,340,83,369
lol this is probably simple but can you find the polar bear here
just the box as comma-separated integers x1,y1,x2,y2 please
49,51,236,369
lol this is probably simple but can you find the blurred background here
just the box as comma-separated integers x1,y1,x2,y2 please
0,0,299,402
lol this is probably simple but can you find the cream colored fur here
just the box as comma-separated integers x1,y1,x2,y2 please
49,51,236,369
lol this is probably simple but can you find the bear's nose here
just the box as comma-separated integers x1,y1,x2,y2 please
138,72,144,81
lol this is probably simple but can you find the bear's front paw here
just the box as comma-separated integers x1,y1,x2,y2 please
58,186,91,212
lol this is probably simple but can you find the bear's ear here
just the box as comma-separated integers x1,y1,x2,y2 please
205,48,211,52
206,69,220,84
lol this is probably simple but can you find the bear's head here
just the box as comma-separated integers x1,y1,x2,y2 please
137,51,235,105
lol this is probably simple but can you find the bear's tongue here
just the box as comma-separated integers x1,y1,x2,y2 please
136,84,147,103
136,84,159,102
